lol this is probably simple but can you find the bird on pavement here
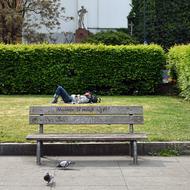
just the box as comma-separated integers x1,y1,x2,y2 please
43,172,55,185
56,160,75,169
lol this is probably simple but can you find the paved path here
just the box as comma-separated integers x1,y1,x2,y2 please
0,156,190,190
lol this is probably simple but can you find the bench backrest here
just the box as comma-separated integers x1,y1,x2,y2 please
29,106,143,126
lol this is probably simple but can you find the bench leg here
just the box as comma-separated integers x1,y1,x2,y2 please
36,141,41,165
40,141,43,157
129,141,133,157
133,140,138,164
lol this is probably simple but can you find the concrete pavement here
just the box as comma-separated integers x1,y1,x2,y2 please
0,155,190,190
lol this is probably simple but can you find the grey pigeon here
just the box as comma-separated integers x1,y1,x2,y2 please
43,173,54,185
56,160,75,169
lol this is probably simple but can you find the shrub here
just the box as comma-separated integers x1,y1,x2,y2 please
82,31,138,45
168,45,190,100
0,44,165,95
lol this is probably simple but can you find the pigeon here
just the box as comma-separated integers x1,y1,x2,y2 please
56,160,75,169
43,172,54,185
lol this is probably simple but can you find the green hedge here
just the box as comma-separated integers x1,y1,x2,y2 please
168,45,190,100
0,44,165,95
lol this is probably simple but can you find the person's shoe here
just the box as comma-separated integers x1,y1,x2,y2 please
51,94,58,103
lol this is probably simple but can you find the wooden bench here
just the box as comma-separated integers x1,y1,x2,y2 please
26,106,147,165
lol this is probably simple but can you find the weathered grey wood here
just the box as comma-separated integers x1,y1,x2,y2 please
30,106,143,115
29,115,144,125
26,133,147,141
36,141,41,165
39,124,43,133
27,105,147,165
133,140,138,164
129,124,134,133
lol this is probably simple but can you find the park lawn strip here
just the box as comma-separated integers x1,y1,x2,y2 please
0,95,190,142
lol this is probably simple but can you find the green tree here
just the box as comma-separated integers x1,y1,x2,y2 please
129,0,190,49
0,0,23,43
0,0,73,44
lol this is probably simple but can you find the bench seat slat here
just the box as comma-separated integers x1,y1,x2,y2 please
26,133,147,142
29,115,144,125
30,106,143,115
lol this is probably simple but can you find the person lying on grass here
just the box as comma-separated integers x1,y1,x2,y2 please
52,85,100,104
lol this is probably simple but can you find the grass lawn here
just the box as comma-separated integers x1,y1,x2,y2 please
0,95,190,142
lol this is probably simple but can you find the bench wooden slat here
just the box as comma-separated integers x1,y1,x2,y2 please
29,115,144,125
30,106,143,115
26,133,148,141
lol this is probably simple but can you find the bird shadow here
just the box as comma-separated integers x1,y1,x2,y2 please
57,168,79,171
46,181,56,187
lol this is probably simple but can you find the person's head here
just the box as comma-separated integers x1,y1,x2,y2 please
84,91,92,98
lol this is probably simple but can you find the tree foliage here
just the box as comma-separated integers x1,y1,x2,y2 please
128,0,190,49
0,0,72,44
0,0,23,43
